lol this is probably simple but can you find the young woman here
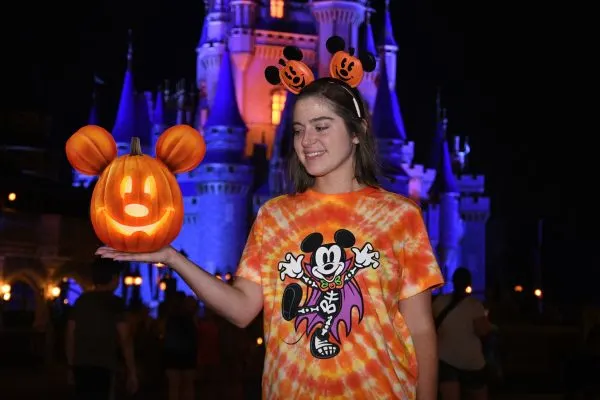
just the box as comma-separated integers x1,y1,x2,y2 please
97,77,444,399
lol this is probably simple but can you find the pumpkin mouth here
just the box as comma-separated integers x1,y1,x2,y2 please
290,78,306,89
334,68,351,81
101,208,175,236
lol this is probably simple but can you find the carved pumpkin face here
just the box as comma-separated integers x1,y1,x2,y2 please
329,51,364,88
91,149,183,252
264,45,315,95
325,35,377,88
65,125,205,253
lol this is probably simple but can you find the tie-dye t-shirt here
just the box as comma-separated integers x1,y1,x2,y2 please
236,186,444,399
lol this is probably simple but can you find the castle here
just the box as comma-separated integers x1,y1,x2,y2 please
72,0,490,306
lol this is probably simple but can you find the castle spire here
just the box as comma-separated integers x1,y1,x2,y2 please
111,29,136,149
382,0,398,47
429,99,459,195
361,5,377,55
371,57,407,141
203,47,247,162
88,82,99,125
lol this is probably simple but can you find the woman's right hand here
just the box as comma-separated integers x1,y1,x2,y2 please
95,246,178,265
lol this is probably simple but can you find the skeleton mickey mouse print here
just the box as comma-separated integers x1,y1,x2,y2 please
279,229,380,359
236,187,444,399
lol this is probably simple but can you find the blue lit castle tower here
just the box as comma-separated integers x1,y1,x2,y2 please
74,0,490,306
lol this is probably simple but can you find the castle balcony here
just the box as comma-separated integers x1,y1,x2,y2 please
456,174,485,195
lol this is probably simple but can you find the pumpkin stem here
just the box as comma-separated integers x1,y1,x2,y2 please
129,137,143,156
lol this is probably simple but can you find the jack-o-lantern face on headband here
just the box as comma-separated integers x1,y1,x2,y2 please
326,35,376,88
264,46,315,94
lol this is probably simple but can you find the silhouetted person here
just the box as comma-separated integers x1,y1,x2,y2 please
433,267,492,400
163,292,198,400
65,258,138,399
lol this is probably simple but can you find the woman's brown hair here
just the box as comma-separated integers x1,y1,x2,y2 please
287,78,381,193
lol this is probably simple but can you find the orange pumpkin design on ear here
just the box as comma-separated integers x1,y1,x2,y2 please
326,35,376,88
65,125,206,253
264,46,315,94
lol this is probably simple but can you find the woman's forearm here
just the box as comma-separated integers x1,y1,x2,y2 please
165,248,260,327
413,329,438,400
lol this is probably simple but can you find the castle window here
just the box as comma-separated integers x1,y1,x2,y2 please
271,90,286,125
270,0,284,18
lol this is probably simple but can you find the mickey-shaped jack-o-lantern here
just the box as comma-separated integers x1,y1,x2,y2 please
326,35,376,88
65,125,206,253
264,46,315,94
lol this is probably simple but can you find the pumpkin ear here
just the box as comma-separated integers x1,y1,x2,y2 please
360,52,377,72
326,35,346,54
264,66,281,85
283,45,303,61
156,125,206,174
65,125,117,176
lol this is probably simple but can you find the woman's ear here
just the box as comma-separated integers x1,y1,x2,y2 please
352,136,360,144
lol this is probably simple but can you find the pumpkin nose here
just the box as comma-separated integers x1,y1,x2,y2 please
339,69,348,77
124,203,149,218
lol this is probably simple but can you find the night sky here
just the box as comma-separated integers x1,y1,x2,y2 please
3,1,595,303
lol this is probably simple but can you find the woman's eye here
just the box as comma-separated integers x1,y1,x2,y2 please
316,126,328,132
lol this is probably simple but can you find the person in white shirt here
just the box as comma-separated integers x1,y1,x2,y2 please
432,267,492,400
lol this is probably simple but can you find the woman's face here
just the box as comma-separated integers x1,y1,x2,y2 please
292,96,358,180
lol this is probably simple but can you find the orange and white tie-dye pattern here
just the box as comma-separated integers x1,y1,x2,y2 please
236,186,444,399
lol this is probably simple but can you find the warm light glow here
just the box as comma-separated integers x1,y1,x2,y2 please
514,285,523,292
465,286,472,294
2,293,10,301
225,273,232,281
62,277,69,282
257,337,263,345
63,299,69,304
133,277,142,286
49,286,61,298
534,289,542,298
159,282,167,291
124,203,150,217
271,90,287,125
120,176,132,197
270,0,284,18
215,274,222,281
102,207,174,236
155,262,165,268
124,276,134,285
8,192,16,202
0,284,10,294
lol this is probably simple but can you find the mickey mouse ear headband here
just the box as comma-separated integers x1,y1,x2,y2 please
264,35,377,95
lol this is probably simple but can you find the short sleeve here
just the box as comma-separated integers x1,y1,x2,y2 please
235,206,265,286
398,205,445,300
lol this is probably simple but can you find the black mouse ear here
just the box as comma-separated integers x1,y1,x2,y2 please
283,46,303,61
334,229,356,248
359,52,377,72
326,35,346,54
264,66,281,85
301,232,324,253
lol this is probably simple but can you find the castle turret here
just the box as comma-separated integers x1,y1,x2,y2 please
377,0,398,91
309,0,367,78
358,6,378,112
151,86,167,151
269,92,296,196
196,0,229,107
429,94,461,291
177,49,253,277
371,56,413,195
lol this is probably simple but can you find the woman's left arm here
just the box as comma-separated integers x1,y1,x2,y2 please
399,290,438,400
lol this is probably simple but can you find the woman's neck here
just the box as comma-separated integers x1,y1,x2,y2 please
313,175,365,194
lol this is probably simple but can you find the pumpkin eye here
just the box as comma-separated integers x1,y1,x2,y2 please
341,58,347,68
120,176,132,197
348,61,355,71
144,176,156,197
